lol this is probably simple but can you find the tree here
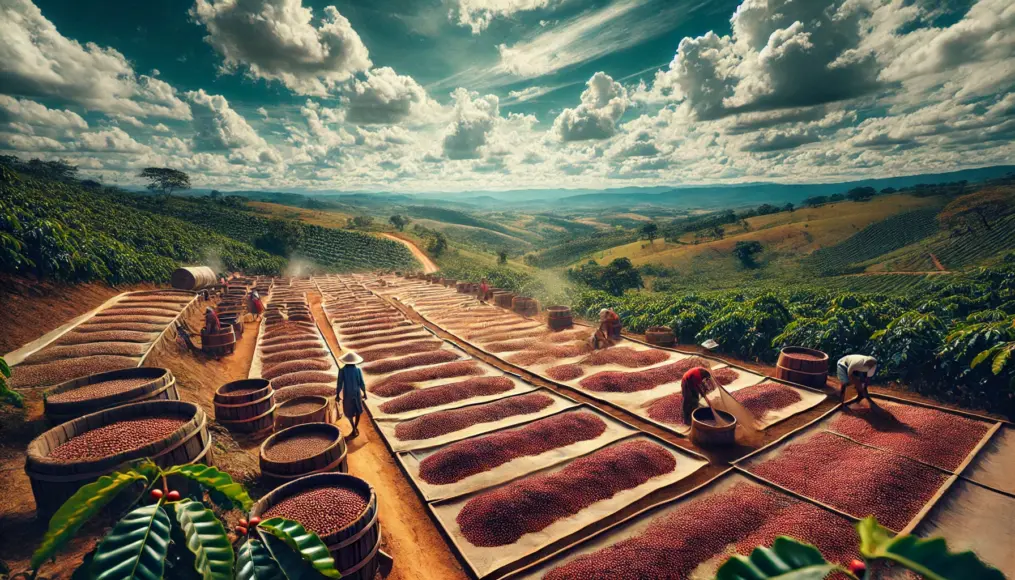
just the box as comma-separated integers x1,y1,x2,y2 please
640,222,659,242
939,188,1014,232
880,187,897,194
498,249,508,264
80,179,101,190
803,195,829,207
139,167,190,196
732,240,763,268
846,186,876,202
255,218,305,257
782,202,794,212
423,231,448,256
348,215,374,229
567,258,643,296
829,193,845,202
389,214,411,231
710,224,725,240
209,189,222,200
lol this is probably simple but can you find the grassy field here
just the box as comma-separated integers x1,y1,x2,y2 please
247,201,355,229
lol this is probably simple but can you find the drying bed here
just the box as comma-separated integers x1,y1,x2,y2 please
429,434,708,579
824,398,994,472
248,289,338,402
910,478,1014,577
739,429,950,531
509,472,860,580
397,406,638,501
960,425,1014,495
374,389,579,452
9,290,197,390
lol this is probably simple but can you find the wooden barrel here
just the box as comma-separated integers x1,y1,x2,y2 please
43,368,178,423
171,266,217,290
202,329,236,355
25,400,211,517
512,296,539,317
495,292,515,308
260,423,348,481
251,473,379,580
275,396,331,430
690,407,737,447
777,347,829,372
546,306,573,331
215,379,276,433
645,326,676,347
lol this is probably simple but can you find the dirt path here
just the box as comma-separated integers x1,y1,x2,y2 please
929,252,947,272
382,233,438,274
311,292,468,580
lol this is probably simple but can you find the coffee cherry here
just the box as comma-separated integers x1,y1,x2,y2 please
239,518,248,527
150,489,164,501
248,517,261,527
848,559,866,577
166,490,181,501
236,526,248,536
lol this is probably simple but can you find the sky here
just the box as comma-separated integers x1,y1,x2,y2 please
0,0,1012,193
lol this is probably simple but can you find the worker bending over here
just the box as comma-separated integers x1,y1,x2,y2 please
204,307,221,334
837,354,877,405
681,366,715,424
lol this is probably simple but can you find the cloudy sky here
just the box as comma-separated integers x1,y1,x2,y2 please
0,0,1012,192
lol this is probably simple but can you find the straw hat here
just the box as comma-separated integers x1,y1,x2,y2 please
339,351,363,365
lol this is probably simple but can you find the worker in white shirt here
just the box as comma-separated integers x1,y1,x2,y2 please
837,354,877,405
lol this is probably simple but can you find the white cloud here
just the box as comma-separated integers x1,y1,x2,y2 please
442,88,500,160
342,67,442,125
153,123,171,132
187,89,268,151
0,96,87,132
553,72,628,141
257,107,269,120
453,0,554,34
0,0,191,119
191,0,371,96
76,127,148,153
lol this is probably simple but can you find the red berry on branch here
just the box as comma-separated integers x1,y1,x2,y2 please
848,559,866,577
150,489,164,501
236,526,248,536
166,490,181,501
239,518,248,527
248,517,261,526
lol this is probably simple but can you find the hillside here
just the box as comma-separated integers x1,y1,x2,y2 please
0,170,285,284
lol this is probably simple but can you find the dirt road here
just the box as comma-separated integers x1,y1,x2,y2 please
382,233,438,273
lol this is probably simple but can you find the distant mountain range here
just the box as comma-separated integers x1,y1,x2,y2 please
169,165,1014,212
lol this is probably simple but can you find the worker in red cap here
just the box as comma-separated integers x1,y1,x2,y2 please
681,366,714,424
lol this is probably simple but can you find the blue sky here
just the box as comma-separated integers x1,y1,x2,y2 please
0,0,1012,192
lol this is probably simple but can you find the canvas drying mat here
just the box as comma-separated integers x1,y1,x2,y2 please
737,427,953,532
429,433,708,579
249,292,338,381
960,425,1015,495
506,471,860,580
912,478,1015,577
398,405,638,501
375,388,579,452
812,397,999,474
364,362,537,422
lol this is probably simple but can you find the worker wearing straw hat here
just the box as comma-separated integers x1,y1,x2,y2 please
337,351,368,438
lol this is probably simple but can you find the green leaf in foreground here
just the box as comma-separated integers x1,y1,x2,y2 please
172,499,234,580
716,537,845,580
90,503,172,580
164,464,253,510
237,540,286,580
857,516,1004,580
258,518,341,579
261,532,329,580
31,470,147,569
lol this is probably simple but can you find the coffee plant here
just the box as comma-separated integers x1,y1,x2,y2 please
28,460,340,580
717,516,1003,580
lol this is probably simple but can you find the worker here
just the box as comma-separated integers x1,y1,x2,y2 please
204,307,221,334
681,366,715,424
249,289,265,320
590,327,610,350
479,278,490,302
338,351,368,438
599,308,621,340
837,354,877,405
